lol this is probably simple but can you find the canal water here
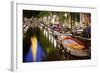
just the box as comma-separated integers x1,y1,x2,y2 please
23,26,90,62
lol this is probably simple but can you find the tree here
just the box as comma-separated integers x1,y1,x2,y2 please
38,11,52,24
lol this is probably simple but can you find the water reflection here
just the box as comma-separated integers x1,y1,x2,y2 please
23,27,46,62
23,26,90,63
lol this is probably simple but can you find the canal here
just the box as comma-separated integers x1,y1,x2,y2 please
23,26,90,62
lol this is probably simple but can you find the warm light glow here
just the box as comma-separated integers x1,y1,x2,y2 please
53,15,56,18
64,13,67,17
31,36,37,61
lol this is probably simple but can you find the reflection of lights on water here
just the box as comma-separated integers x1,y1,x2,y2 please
44,29,46,36
48,34,56,48
54,38,57,48
45,31,48,38
49,34,51,41
50,35,52,43
43,23,58,48
51,35,54,44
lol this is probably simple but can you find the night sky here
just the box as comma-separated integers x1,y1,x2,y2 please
23,10,40,18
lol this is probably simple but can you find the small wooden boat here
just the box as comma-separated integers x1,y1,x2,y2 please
61,35,90,57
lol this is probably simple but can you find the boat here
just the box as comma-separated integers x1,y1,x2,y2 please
60,35,90,57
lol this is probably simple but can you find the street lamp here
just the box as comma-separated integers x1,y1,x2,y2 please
53,14,56,18
51,14,56,24
48,16,51,20
64,13,68,26
64,13,67,17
